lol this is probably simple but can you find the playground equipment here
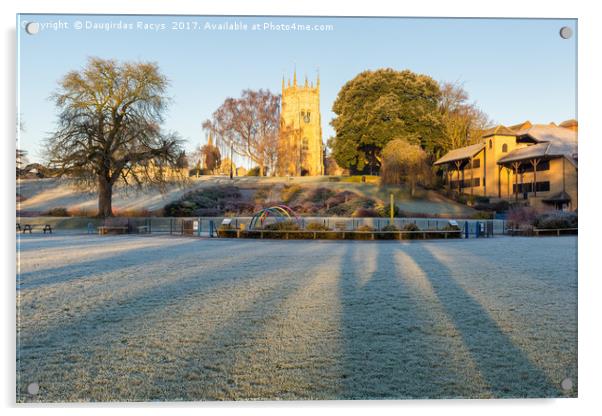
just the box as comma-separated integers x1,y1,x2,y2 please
248,205,300,230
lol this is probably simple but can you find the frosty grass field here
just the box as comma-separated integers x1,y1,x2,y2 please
16,234,577,402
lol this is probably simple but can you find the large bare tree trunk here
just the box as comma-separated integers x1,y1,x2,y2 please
98,178,114,218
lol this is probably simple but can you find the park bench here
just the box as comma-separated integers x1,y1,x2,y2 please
22,224,32,234
16,223,21,232
43,224,52,234
98,218,130,235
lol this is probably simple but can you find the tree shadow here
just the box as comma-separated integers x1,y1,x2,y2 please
17,238,247,290
17,241,325,401
405,243,562,398
337,242,467,399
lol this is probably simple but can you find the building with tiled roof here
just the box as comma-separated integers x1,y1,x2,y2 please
435,120,578,210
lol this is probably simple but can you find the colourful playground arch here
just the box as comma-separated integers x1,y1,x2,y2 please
248,205,300,230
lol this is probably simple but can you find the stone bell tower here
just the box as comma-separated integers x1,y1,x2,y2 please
278,71,324,176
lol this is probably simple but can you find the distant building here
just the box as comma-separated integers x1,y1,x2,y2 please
434,120,578,210
277,71,324,176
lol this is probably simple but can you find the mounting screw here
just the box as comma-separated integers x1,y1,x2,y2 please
559,26,573,39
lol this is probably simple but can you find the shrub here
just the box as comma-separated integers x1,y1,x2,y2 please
263,220,300,231
534,211,577,229
352,207,380,218
281,184,302,203
163,186,243,216
356,224,374,232
307,187,336,204
507,206,539,229
442,223,460,231
246,166,261,176
305,222,330,231
376,203,400,218
381,224,399,231
45,207,70,217
253,186,274,204
402,223,420,231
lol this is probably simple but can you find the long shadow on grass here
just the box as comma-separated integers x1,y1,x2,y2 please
21,242,326,400
17,243,326,398
406,243,561,398
338,242,460,399
17,238,245,290
143,248,335,402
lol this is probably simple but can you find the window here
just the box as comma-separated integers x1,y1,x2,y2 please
489,139,492,149
502,143,508,153
512,181,550,194
304,111,311,123
471,159,480,168
302,137,309,151
450,178,480,188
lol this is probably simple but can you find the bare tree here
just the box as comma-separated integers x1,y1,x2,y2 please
380,138,429,196
202,89,280,177
439,82,492,153
45,57,184,217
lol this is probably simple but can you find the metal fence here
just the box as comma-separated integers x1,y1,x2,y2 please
16,216,507,238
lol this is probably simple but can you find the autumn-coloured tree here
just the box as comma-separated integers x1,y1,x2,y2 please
202,89,280,177
439,82,492,155
329,69,444,174
45,58,184,217
380,138,430,196
200,142,221,174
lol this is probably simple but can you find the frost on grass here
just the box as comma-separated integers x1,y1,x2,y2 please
16,235,577,401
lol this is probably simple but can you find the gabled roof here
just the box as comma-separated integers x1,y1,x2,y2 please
481,125,517,138
434,142,485,165
498,124,578,167
559,119,578,129
508,120,532,131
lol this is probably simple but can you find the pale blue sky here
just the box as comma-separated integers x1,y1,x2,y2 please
17,14,577,164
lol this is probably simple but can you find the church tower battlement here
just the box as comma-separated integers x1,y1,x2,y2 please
278,71,324,176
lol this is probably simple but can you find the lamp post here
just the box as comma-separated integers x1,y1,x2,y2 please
229,141,233,180
390,193,394,225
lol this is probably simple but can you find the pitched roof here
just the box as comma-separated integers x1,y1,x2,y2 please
508,120,532,131
434,142,485,165
481,125,517,138
497,124,578,166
